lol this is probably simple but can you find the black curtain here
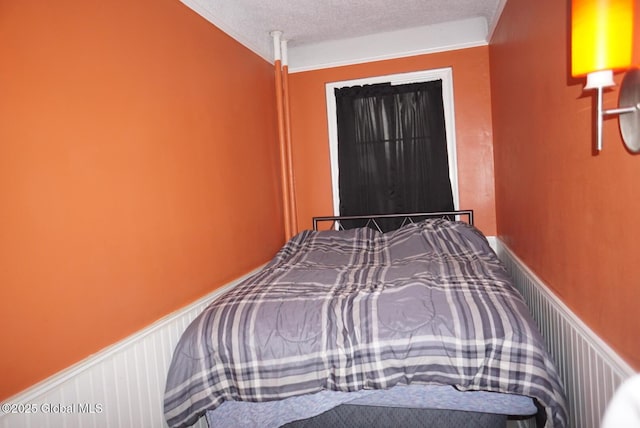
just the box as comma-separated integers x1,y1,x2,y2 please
335,80,454,231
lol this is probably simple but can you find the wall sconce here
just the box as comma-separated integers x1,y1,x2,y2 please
571,0,639,153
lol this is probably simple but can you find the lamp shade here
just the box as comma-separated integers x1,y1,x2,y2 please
571,0,634,77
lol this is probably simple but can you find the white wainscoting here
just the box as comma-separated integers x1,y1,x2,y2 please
0,268,262,428
495,240,635,428
2,244,635,428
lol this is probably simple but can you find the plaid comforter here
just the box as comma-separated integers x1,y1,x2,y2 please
164,219,567,427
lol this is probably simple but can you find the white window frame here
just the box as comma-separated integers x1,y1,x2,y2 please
325,67,459,216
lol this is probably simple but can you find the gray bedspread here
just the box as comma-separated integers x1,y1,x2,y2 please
164,219,567,427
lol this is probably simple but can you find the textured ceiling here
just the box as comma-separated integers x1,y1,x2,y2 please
181,0,506,64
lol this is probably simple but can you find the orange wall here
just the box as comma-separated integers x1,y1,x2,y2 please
490,0,640,368
288,47,497,236
0,0,283,399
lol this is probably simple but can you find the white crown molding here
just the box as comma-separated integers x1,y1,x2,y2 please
180,1,492,71
288,17,488,73
487,0,508,41
180,0,273,63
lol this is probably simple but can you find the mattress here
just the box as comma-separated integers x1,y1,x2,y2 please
205,384,537,428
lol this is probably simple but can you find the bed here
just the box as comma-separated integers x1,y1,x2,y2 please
164,211,567,428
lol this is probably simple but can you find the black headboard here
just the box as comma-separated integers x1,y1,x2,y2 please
312,210,474,232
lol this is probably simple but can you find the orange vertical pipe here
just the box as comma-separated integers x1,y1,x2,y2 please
272,32,293,239
281,40,298,236
274,59,292,239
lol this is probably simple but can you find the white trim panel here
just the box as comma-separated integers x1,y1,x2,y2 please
2,238,636,428
325,67,460,216
495,240,635,428
0,267,262,428
289,17,488,73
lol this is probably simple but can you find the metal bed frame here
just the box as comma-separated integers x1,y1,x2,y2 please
312,210,474,231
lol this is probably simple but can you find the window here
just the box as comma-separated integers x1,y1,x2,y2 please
325,68,459,219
